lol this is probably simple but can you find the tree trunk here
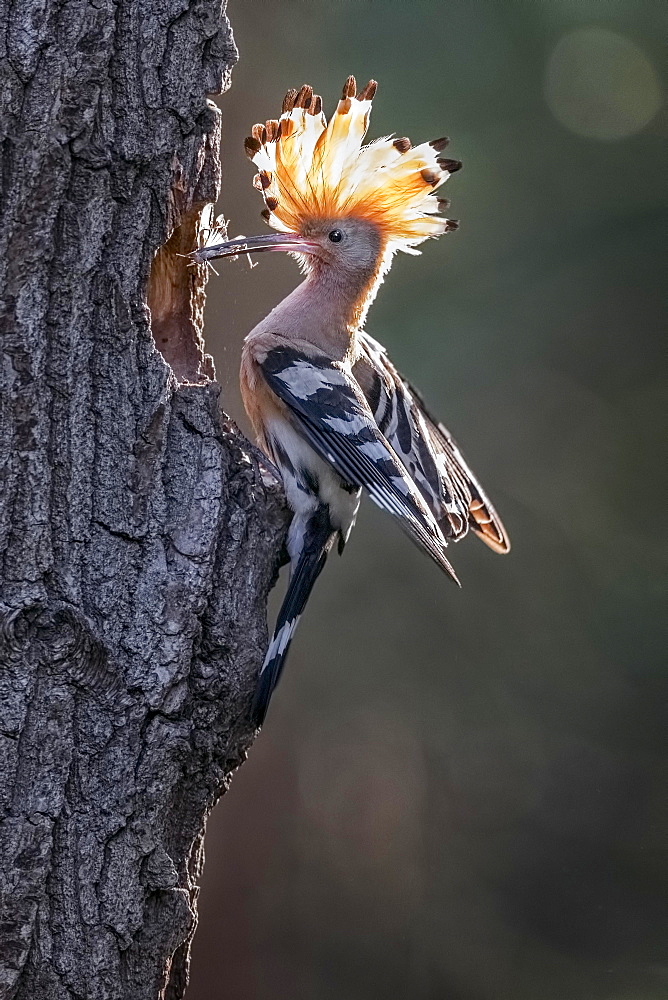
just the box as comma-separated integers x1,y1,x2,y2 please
0,1,286,997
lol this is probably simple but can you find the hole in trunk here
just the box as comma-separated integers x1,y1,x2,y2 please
147,204,217,384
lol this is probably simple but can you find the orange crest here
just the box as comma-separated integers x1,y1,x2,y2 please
244,76,461,253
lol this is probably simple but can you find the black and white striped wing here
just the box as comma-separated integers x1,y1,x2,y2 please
259,345,460,582
356,332,510,554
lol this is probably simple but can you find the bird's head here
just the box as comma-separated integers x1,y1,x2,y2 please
193,76,460,288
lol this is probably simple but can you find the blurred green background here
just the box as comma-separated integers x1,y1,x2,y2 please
188,1,666,997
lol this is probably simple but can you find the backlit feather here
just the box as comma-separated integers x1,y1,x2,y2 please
244,76,458,253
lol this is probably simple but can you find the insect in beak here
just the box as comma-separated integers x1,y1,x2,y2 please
185,232,320,265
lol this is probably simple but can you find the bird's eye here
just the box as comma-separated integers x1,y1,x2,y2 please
328,229,343,243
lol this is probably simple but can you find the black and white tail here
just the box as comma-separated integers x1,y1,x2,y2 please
251,509,336,727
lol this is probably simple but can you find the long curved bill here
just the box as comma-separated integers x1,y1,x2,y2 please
186,233,319,265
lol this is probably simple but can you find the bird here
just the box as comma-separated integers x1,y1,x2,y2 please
188,76,510,726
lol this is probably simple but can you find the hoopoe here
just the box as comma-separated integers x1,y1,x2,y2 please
189,77,510,726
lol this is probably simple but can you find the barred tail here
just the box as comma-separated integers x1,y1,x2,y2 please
251,508,336,727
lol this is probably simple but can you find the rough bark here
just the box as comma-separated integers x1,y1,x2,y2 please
0,1,287,997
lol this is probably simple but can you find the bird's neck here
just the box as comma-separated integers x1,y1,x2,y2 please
251,256,388,360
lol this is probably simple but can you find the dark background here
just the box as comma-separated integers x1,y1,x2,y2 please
188,2,666,997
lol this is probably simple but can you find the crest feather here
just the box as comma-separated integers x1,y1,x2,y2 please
244,78,459,251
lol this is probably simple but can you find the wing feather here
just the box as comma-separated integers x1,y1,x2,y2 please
258,345,460,582
355,332,510,553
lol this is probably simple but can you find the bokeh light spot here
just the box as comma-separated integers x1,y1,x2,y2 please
545,27,662,140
